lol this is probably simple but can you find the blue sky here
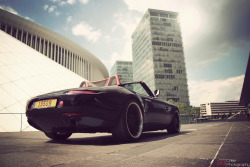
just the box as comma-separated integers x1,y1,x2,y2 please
0,0,249,106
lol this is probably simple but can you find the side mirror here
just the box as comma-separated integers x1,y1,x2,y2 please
154,89,160,97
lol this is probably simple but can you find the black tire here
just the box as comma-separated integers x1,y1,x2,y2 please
112,100,143,142
44,132,72,140
167,110,180,134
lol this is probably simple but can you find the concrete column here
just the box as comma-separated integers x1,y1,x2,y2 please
64,49,67,68
26,32,28,45
75,56,78,74
82,59,84,78
38,37,41,52
56,45,59,62
64,49,66,67
15,28,18,38
80,58,83,76
72,54,75,72
77,56,79,74
47,41,50,57
21,29,23,42
73,54,75,72
68,51,70,69
42,39,45,54
61,47,63,65
10,26,13,36
53,44,56,61
70,53,72,71
50,42,52,59
34,35,37,50
30,34,33,48
84,60,86,78
68,51,70,70
60,47,62,65
52,43,54,60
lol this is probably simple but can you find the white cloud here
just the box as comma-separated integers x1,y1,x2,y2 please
102,40,133,72
60,1,67,5
50,0,89,5
188,75,244,106
102,49,132,71
79,0,89,4
105,12,140,70
72,22,101,43
0,5,34,21
43,4,49,11
102,52,124,70
48,5,57,13
113,13,140,40
67,16,72,23
55,11,60,16
123,0,187,13
67,0,76,5
43,4,60,16
49,0,61,2
0,5,18,15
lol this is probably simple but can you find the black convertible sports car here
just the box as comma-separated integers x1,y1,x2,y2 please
26,76,180,142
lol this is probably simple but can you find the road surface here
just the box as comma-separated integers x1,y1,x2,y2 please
0,121,250,167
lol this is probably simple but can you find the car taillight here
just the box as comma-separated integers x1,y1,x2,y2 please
66,90,99,94
58,101,64,108
30,103,35,110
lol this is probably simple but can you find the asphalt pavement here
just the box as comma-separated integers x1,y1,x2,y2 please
0,120,250,167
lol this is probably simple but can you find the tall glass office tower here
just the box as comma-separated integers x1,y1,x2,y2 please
132,9,189,105
110,61,133,83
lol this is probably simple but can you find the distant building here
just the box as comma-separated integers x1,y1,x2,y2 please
132,8,189,105
110,61,133,83
200,101,247,118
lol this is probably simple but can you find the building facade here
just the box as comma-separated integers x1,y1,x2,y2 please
200,101,247,118
0,30,86,132
240,53,250,113
0,9,109,81
110,61,133,83
132,9,189,104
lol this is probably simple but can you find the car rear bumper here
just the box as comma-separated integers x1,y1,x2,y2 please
26,105,120,133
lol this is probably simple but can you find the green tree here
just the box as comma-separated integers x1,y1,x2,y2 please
168,99,200,116
191,106,201,117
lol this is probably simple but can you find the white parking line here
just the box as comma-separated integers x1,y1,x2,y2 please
185,129,197,131
241,123,250,128
209,123,233,167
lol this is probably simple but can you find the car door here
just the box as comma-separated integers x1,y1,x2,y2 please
141,96,161,124
153,98,173,125
150,98,168,124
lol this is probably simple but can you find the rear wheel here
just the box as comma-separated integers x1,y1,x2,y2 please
44,132,72,140
112,100,143,142
167,111,180,134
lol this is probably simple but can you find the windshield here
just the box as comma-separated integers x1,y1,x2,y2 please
121,82,151,97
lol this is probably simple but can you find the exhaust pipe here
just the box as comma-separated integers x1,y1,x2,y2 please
70,119,77,126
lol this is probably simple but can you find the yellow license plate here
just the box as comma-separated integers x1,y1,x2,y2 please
33,99,57,109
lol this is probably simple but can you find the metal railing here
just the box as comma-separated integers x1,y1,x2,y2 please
180,114,194,124
0,113,32,132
